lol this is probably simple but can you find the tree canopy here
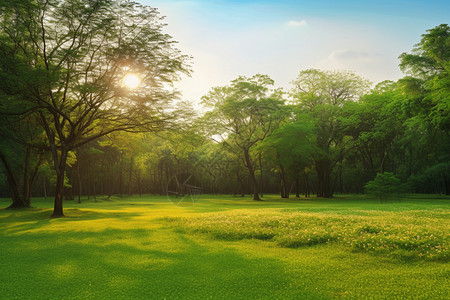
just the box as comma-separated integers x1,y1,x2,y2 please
202,74,288,200
0,0,190,216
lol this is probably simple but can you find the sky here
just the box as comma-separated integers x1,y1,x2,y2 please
142,0,449,104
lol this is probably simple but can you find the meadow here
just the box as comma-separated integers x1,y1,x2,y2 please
0,194,449,299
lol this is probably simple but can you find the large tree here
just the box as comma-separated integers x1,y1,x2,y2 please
398,24,450,193
399,24,449,131
343,81,405,185
291,69,371,197
202,74,287,200
0,0,189,216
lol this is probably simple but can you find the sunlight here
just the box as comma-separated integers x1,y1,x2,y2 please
122,73,141,89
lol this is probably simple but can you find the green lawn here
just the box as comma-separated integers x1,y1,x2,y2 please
0,194,449,299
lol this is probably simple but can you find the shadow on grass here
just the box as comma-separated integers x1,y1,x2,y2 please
0,208,148,237
1,195,449,299
0,224,318,299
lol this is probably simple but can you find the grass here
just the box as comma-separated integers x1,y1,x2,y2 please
168,208,448,261
0,194,449,299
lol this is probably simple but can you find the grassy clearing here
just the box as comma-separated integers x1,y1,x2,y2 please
0,194,449,299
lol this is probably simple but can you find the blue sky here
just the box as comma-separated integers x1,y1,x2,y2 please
143,0,449,103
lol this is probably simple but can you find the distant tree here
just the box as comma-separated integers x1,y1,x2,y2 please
260,115,315,198
202,74,288,200
0,0,189,216
291,69,371,197
344,81,405,185
0,107,46,208
364,172,401,201
408,162,450,194
0,138,45,208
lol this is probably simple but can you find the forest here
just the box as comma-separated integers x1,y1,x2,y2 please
0,1,449,217
0,1,449,299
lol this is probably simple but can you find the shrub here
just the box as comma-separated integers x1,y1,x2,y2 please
364,172,401,201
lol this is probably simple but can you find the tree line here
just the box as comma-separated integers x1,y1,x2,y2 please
0,1,449,216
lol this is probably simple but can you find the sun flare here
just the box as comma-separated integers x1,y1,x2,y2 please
122,73,141,89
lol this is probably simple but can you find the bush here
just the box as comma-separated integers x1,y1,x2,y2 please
364,172,401,201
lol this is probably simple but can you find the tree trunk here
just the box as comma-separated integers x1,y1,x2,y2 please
23,147,31,206
303,171,310,198
236,167,245,197
87,168,91,200
338,160,343,195
26,150,43,205
315,159,333,198
136,170,142,197
0,153,28,208
280,165,289,198
93,179,96,201
77,162,81,203
128,157,133,196
295,173,300,198
41,113,67,217
244,148,261,201
159,161,165,195
119,157,124,197
64,167,74,200
259,152,263,198
107,164,114,197
43,174,47,199
52,149,68,218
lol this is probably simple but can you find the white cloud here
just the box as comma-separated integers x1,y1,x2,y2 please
327,49,382,63
317,49,402,84
319,50,384,72
287,20,307,27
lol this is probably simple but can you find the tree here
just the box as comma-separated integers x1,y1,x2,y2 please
399,24,450,132
398,24,450,192
291,69,371,197
342,81,406,189
192,141,235,194
0,137,44,208
202,74,287,200
260,115,315,198
0,103,46,208
0,0,189,216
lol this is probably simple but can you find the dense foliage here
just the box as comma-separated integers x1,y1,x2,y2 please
0,0,189,215
0,2,449,210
